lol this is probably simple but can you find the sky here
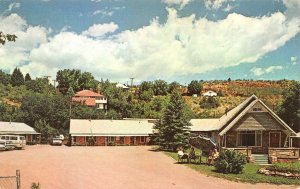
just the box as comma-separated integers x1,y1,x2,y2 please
0,0,299,84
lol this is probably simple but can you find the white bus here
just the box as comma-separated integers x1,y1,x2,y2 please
0,135,26,149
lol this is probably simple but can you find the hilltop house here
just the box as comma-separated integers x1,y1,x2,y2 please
72,90,107,110
203,90,217,97
116,83,129,91
0,121,40,143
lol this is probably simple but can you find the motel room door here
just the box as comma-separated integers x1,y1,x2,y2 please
269,132,281,147
130,137,136,145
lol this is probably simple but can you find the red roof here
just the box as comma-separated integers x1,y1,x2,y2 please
72,97,96,106
74,90,104,97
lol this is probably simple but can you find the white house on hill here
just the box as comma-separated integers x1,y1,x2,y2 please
203,90,217,97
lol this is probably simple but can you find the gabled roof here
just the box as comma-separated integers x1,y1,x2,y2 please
218,95,296,136
190,119,221,131
290,132,300,138
74,90,104,97
70,119,154,136
0,122,40,134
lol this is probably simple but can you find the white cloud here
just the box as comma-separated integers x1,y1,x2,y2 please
93,9,114,17
162,0,193,9
1,5,300,82
283,0,300,19
0,14,48,71
82,22,118,37
8,2,21,12
204,0,234,10
223,4,233,12
250,66,284,76
291,56,297,65
291,56,297,62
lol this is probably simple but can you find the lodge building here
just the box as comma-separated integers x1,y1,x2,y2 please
69,95,299,163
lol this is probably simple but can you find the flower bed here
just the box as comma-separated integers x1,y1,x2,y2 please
258,162,300,179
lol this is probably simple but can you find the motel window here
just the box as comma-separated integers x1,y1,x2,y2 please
237,131,262,147
1,136,5,140
141,136,145,143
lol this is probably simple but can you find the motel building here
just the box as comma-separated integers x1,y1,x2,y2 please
69,95,299,164
69,119,153,146
0,121,40,143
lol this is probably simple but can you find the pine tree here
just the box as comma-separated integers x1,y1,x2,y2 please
11,67,24,86
25,73,32,81
154,90,191,151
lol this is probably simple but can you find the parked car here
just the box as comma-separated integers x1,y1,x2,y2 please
0,135,26,149
0,141,6,151
51,138,63,146
0,141,15,151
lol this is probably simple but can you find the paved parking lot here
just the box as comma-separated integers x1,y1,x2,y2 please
0,145,297,189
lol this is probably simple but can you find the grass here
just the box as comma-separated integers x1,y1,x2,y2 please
164,150,300,186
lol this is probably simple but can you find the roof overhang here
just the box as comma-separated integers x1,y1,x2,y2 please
70,133,150,136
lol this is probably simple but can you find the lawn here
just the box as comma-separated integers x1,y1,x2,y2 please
164,150,300,185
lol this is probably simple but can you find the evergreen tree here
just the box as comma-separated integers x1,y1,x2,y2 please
25,73,32,81
11,67,24,86
154,90,191,151
0,70,11,85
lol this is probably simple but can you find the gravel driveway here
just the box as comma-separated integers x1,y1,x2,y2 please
0,145,297,189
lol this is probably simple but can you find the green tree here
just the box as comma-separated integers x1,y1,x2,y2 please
78,72,98,91
0,31,17,45
56,69,81,94
154,91,191,151
139,81,153,93
139,90,154,101
276,81,300,132
34,119,58,143
168,81,180,93
139,81,153,101
187,80,202,96
11,67,24,86
0,70,11,85
153,79,168,96
72,105,105,119
200,96,220,109
25,73,32,81
26,78,51,93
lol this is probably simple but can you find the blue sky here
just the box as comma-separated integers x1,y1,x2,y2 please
0,0,299,83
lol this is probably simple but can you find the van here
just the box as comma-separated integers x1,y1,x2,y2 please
0,135,26,149
0,140,15,151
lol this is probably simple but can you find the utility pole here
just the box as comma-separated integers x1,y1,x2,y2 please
43,76,51,83
53,79,56,88
130,77,134,88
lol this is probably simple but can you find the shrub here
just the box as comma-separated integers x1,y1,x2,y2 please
200,96,220,109
267,162,300,174
215,150,246,174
